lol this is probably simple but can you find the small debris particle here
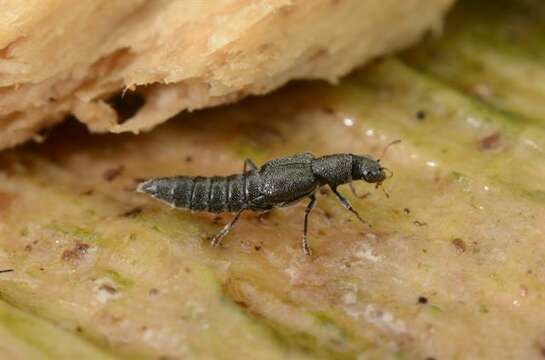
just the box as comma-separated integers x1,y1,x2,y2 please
520,285,528,297
452,238,467,253
319,187,330,196
413,220,428,227
479,304,489,314
213,216,223,225
425,357,437,360
0,269,14,274
99,284,117,295
356,191,372,199
149,288,160,296
61,242,90,261
403,208,411,215
103,165,124,181
76,326,83,333
318,229,327,236
472,83,493,99
159,356,177,360
321,106,335,115
418,296,428,305
81,189,94,196
94,278,121,304
254,245,262,251
537,340,545,358
24,244,32,252
120,207,142,218
478,132,502,151
416,110,427,121
234,300,249,308
323,210,334,219
185,156,193,163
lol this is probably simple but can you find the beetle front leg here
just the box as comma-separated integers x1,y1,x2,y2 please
330,186,369,226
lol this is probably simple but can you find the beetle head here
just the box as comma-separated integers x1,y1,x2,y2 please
351,156,386,184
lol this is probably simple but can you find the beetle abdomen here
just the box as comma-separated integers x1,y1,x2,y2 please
137,173,262,213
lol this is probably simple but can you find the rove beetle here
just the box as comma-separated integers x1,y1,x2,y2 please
138,141,399,255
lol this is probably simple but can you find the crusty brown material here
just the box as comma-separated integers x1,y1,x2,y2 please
0,0,454,149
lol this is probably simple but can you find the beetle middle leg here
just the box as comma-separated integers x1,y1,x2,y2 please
330,186,369,226
302,194,317,256
243,159,258,173
211,208,245,247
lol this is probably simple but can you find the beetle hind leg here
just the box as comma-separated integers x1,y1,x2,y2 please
211,208,245,248
302,194,317,256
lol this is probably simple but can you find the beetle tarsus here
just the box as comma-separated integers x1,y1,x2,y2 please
211,208,245,247
303,194,317,256
331,186,369,226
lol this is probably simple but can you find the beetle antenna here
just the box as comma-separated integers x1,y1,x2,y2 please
377,139,401,162
381,167,394,179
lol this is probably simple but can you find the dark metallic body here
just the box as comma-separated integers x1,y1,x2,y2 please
138,152,387,255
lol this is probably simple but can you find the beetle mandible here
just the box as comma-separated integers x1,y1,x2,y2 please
137,141,399,255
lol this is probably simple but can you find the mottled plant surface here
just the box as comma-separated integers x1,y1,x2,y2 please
1,0,545,359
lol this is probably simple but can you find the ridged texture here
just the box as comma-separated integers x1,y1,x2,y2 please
139,173,263,213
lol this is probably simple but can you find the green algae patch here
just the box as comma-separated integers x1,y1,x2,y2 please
0,0,545,358
0,299,116,360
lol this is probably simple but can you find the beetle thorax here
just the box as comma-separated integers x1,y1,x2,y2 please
311,154,353,186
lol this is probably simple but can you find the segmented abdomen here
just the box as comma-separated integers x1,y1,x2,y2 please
138,173,260,213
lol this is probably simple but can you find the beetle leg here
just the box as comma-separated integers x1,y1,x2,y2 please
211,208,245,247
302,194,317,256
243,159,258,173
349,183,371,199
331,186,369,226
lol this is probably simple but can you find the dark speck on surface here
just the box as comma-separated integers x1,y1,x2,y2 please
148,288,160,296
120,207,143,218
416,110,427,121
452,238,467,253
478,132,502,151
103,166,125,182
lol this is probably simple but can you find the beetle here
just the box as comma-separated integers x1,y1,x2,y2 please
137,141,398,255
